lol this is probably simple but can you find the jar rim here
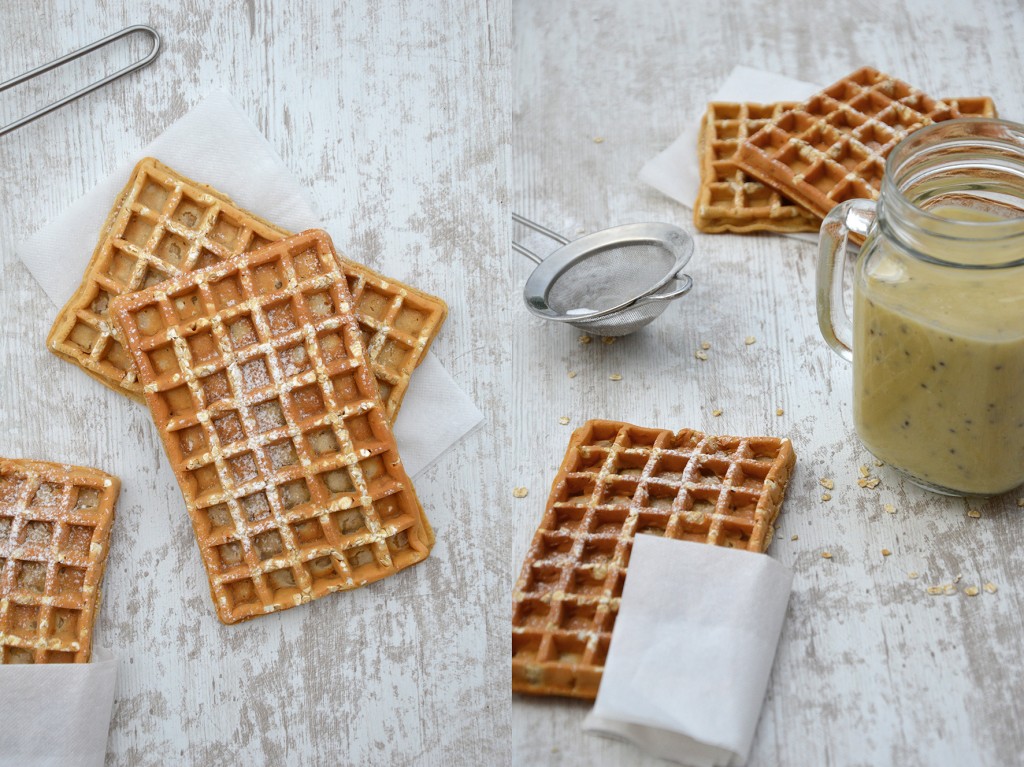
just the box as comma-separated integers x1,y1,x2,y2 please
879,117,1024,267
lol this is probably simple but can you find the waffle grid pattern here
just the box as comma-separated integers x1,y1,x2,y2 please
48,157,447,421
0,458,118,664
109,230,432,624
511,420,795,699
695,96,995,234
695,101,821,234
734,68,966,220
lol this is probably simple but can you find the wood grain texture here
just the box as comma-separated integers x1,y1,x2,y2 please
0,1,510,764
512,1,1024,766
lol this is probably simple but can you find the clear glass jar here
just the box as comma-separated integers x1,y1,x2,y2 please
818,119,1024,497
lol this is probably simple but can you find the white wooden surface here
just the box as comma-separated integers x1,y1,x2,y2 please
512,2,1024,766
0,2,510,765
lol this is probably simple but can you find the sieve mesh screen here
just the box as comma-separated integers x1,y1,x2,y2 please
545,242,675,313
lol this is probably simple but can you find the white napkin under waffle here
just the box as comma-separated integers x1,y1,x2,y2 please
0,648,117,767
584,535,793,767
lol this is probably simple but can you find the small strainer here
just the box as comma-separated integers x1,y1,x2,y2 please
512,213,695,336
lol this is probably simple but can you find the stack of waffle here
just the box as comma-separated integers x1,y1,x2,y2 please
693,67,997,234
16,158,447,636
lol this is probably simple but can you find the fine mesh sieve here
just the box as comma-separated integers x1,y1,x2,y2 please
513,213,694,336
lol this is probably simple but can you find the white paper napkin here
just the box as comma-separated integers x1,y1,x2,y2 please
639,66,821,242
583,535,793,767
14,91,483,477
0,647,117,767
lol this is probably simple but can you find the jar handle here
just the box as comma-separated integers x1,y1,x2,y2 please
816,199,877,362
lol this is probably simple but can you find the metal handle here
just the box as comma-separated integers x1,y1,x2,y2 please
0,25,162,138
512,212,570,264
816,199,876,362
637,273,694,305
511,240,543,264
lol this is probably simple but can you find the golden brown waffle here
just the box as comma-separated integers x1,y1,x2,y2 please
0,458,119,663
48,157,447,421
109,230,433,624
695,102,821,234
694,95,996,234
734,68,970,220
511,419,795,699
941,97,998,119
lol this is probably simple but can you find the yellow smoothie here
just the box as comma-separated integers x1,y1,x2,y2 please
853,206,1024,495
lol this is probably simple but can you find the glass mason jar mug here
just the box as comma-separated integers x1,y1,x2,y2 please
818,119,1024,497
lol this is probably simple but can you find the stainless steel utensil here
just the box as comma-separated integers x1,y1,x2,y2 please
513,213,694,336
0,25,161,138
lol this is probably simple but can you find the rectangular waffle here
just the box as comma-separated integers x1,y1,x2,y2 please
47,157,447,421
511,419,795,699
695,101,821,234
695,95,996,234
0,458,119,663
108,229,433,624
733,68,974,220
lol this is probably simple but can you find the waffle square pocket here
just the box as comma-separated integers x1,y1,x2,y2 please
109,229,433,624
511,419,795,699
0,458,119,663
48,157,447,421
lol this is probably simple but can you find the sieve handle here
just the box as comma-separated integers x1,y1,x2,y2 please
0,25,162,138
512,240,543,264
638,273,693,304
511,212,570,264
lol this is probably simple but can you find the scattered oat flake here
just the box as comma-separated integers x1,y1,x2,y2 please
821,493,832,502
791,534,799,541
819,478,834,490
967,509,981,519
700,341,711,350
883,503,896,514
593,136,604,143
1017,498,1024,508
558,416,570,425
776,408,784,416
579,335,592,344
984,582,998,594
964,586,980,597
881,548,891,557
602,336,616,345
695,350,708,361
609,373,622,381
512,487,529,499
944,583,957,595
821,551,832,559
873,459,884,467
712,409,723,417
926,585,944,595
567,370,577,379
744,336,756,345
908,571,920,579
